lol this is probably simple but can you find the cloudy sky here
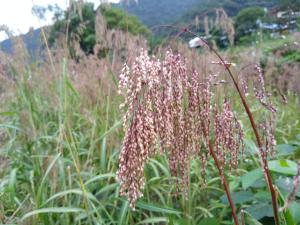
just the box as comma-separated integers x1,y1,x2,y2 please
0,0,120,41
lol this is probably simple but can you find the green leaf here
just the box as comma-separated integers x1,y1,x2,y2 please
118,201,129,225
199,218,219,225
136,201,181,215
8,168,17,198
100,137,107,171
84,173,115,185
44,189,99,206
0,124,21,131
21,207,84,220
290,202,300,223
136,217,168,224
244,139,259,155
37,153,61,206
268,160,298,176
246,202,273,220
241,168,263,190
276,177,300,198
221,191,254,204
0,111,17,116
276,187,296,225
168,218,189,225
242,210,263,225
229,178,240,192
254,191,271,201
276,144,297,156
98,120,122,140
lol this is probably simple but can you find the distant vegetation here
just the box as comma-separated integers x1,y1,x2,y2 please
114,0,199,28
48,3,149,57
114,0,300,47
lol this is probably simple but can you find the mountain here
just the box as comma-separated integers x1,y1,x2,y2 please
182,0,280,21
114,0,281,29
0,28,42,56
114,0,200,28
0,0,289,54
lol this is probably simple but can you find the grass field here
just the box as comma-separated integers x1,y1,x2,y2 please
0,29,300,225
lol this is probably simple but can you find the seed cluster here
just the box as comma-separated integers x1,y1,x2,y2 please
117,49,244,208
238,64,278,157
214,99,244,170
254,64,277,114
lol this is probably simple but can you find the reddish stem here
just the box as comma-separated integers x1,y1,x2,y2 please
208,141,240,225
150,24,279,225
185,31,280,225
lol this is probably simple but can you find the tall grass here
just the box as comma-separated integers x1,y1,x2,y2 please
0,8,300,225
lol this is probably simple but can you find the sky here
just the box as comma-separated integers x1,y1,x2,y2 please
0,0,120,41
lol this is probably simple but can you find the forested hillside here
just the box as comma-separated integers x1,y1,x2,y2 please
114,0,282,28
114,0,199,27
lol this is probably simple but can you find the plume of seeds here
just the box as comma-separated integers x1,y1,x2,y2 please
214,99,244,170
242,64,277,157
117,49,244,208
253,64,277,113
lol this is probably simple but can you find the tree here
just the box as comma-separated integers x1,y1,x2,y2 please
279,0,300,10
100,6,150,36
48,1,149,56
234,6,266,41
48,2,96,55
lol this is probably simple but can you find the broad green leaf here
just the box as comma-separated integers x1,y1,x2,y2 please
268,160,298,176
242,210,263,225
221,191,254,204
276,177,300,198
290,202,300,223
241,168,263,190
254,191,270,201
246,202,273,220
21,207,84,220
276,144,297,156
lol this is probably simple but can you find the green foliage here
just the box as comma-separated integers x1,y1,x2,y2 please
1,59,299,224
115,0,199,28
279,0,300,10
49,2,96,55
1,27,300,225
100,6,149,36
234,6,266,41
48,2,149,56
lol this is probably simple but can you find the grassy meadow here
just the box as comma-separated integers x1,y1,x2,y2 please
0,6,300,225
